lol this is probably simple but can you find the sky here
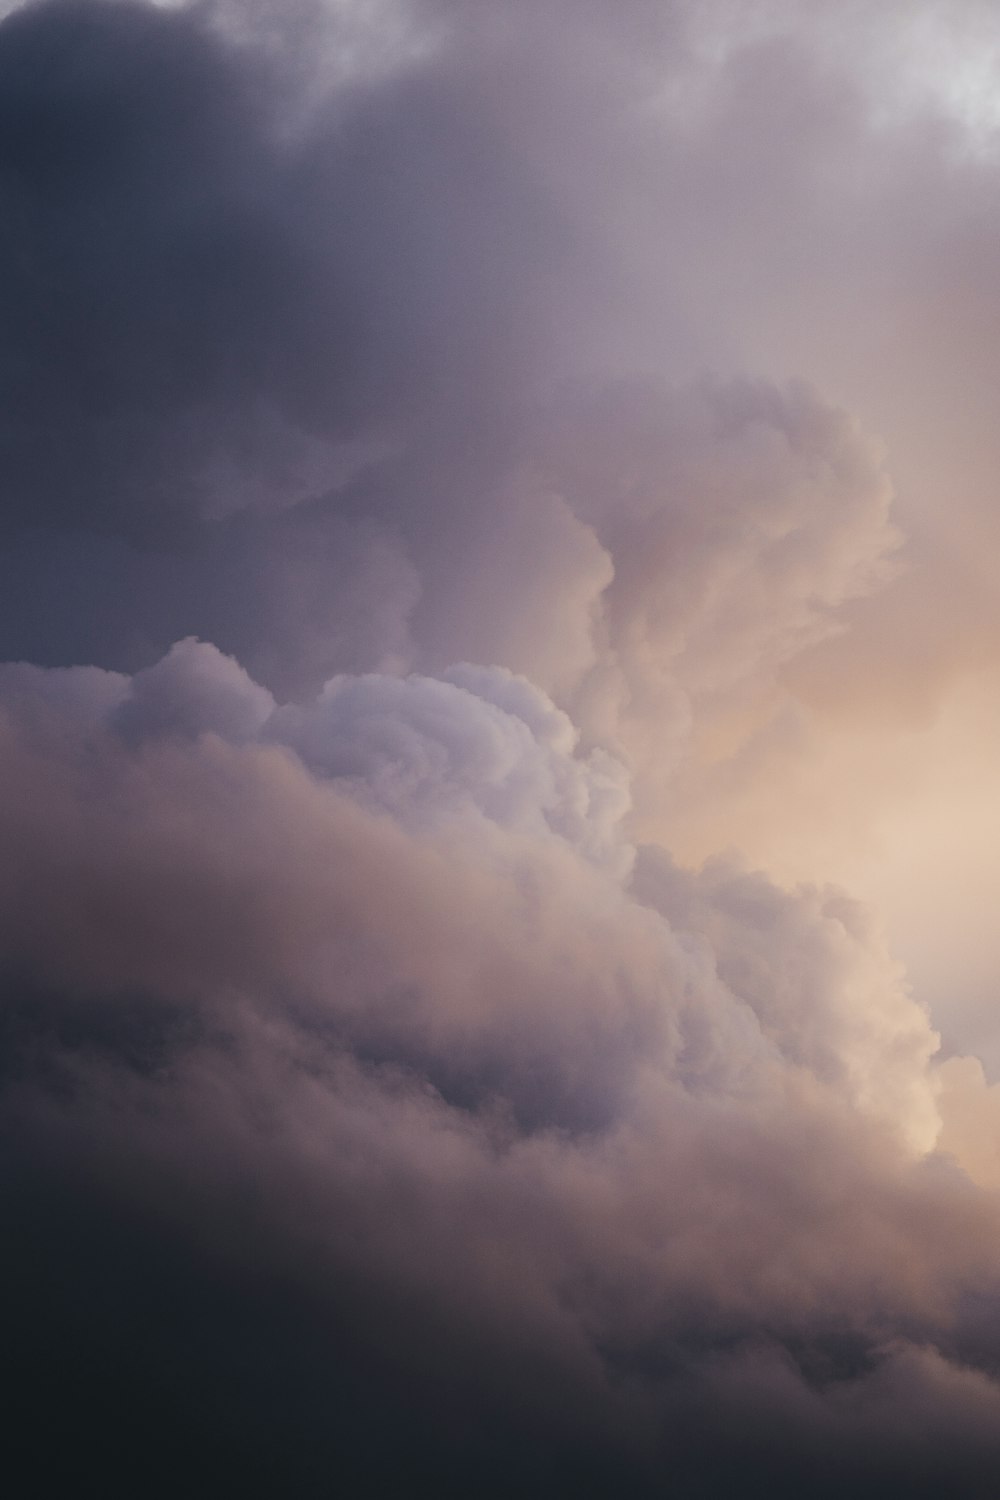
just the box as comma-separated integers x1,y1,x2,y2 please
6,0,1000,1494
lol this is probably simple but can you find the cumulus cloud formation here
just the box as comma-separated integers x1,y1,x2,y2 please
3,637,997,1495
5,0,1000,1495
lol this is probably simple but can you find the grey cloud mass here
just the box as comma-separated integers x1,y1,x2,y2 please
5,1,1000,1496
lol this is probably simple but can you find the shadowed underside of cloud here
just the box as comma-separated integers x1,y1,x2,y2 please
5,0,1000,1495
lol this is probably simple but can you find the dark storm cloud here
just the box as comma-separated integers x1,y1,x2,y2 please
0,0,329,535
0,0,588,688
0,0,573,534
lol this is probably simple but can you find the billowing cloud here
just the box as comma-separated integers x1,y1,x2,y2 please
5,0,1000,1495
3,639,999,1494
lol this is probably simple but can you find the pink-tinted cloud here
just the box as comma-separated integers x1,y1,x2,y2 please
5,2,1000,1495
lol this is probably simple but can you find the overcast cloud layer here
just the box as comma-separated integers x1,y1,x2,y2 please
7,1,1000,1494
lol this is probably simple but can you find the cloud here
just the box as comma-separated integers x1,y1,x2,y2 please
4,1,1000,1494
3,643,1000,1493
114,636,275,743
